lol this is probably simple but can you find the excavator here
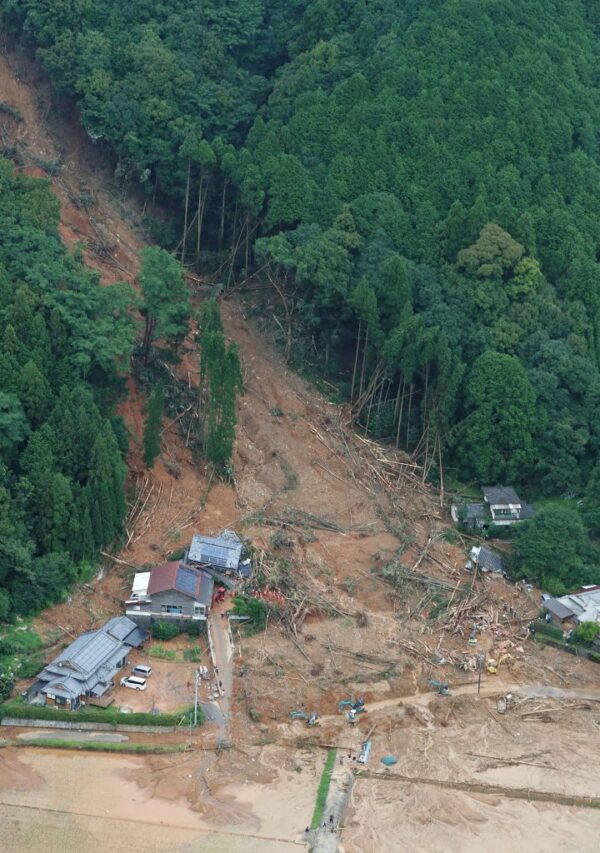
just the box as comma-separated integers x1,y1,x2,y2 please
289,710,319,727
486,653,513,674
338,698,365,713
339,698,366,724
429,679,451,696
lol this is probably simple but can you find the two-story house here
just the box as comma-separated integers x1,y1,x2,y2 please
482,486,535,526
125,561,214,630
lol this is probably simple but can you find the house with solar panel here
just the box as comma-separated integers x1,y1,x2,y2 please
185,529,250,578
125,561,215,629
26,616,147,710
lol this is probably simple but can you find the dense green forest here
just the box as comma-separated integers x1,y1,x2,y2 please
2,1,600,590
5,0,600,495
0,160,135,619
0,163,240,620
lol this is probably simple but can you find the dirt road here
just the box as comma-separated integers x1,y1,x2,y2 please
315,681,600,728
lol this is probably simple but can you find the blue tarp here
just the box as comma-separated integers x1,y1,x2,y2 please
380,755,398,766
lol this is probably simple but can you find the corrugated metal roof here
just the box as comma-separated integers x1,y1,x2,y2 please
543,599,575,620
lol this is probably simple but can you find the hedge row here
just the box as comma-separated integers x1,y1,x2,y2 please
15,740,189,754
0,701,193,727
532,637,600,662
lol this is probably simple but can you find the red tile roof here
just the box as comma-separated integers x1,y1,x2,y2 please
146,561,214,605
147,561,180,595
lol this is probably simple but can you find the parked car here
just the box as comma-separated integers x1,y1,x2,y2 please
120,676,146,691
132,665,152,677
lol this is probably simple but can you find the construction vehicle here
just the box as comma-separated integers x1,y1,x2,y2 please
468,623,478,647
486,653,513,675
289,710,319,727
213,586,226,604
429,679,450,696
338,698,365,713
357,740,372,764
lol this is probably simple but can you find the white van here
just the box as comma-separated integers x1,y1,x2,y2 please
120,675,146,691
132,665,152,677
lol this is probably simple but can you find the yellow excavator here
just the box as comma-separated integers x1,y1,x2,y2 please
486,653,513,674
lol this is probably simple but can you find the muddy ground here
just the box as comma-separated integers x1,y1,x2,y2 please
2,45,600,853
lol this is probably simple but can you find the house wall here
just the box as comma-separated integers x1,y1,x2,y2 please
490,504,521,524
126,588,207,631
133,589,200,618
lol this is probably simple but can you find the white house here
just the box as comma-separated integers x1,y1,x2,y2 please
482,486,535,526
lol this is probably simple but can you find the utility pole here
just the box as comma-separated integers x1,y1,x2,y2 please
194,667,201,726
477,653,485,696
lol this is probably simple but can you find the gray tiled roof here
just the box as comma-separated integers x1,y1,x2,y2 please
477,547,504,572
33,616,146,704
104,615,138,642
519,502,536,520
482,486,522,505
44,676,83,700
53,630,119,678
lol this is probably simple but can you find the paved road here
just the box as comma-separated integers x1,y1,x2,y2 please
207,604,234,744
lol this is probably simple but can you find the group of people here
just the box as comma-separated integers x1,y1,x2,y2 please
304,814,336,836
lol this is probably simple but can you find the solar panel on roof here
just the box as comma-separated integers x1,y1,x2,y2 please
188,534,242,569
200,543,230,567
176,565,199,596
73,632,119,676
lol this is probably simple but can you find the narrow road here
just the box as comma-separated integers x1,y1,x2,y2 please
205,603,234,744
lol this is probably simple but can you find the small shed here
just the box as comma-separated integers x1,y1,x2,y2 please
542,598,576,626
470,545,504,573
